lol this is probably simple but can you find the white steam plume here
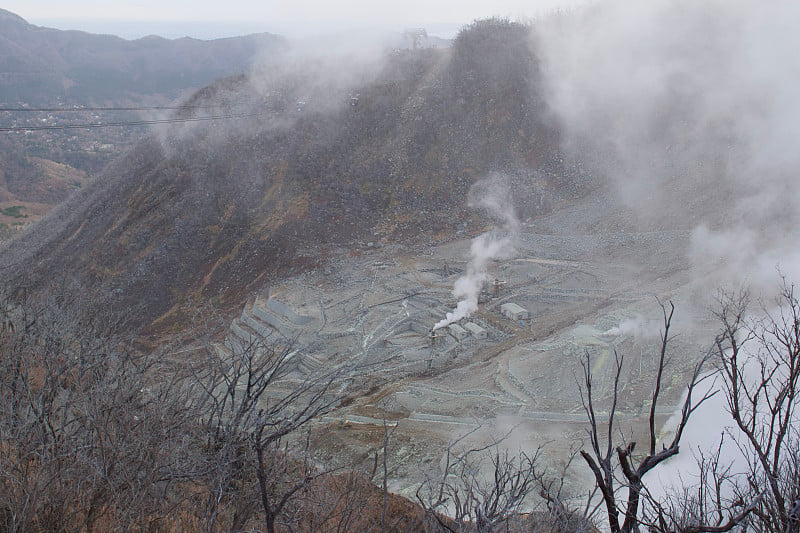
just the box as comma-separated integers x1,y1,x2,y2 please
601,315,661,339
434,174,518,331
433,233,514,330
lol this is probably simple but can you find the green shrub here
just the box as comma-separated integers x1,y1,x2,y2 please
0,205,27,218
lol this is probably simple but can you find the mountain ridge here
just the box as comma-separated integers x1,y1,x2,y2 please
0,8,291,235
0,19,591,331
0,8,286,104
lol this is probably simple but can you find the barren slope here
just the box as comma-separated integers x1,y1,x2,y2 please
0,20,588,331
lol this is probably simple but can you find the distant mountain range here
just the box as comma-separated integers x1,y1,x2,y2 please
0,8,286,104
0,8,290,236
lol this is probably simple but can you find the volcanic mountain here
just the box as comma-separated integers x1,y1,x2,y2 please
0,19,589,330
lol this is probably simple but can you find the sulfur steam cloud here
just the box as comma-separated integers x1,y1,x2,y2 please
601,315,661,339
433,174,518,330
532,0,800,505
535,0,800,299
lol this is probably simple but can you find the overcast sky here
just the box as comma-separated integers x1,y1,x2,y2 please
4,0,592,39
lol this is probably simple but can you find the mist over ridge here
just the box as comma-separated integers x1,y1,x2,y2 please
0,0,796,335
1,3,800,529
0,18,577,329
3,0,798,328
535,0,800,296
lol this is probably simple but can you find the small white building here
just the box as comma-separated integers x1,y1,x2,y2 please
448,323,468,341
501,302,529,321
464,322,487,339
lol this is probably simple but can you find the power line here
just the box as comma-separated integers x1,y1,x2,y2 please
0,111,264,132
0,105,238,112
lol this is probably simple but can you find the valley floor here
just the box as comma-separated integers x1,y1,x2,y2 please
218,193,719,499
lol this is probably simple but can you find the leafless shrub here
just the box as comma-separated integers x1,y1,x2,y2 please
708,281,800,532
577,301,741,533
0,291,198,532
414,424,588,533
186,303,342,533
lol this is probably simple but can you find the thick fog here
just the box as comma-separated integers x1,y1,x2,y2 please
534,0,800,511
536,0,800,296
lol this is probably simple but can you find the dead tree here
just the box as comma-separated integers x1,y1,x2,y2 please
251,374,338,533
299,469,373,532
712,283,800,532
537,446,600,532
416,425,547,533
190,323,340,533
252,433,327,533
788,499,800,533
0,292,198,532
633,283,800,532
638,431,762,532
578,302,720,533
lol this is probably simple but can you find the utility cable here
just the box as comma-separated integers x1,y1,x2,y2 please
0,105,238,112
0,111,264,132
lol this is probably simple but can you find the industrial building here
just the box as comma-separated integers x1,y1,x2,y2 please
464,322,487,339
448,323,468,340
501,302,529,321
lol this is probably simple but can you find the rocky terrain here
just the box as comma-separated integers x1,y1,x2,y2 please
0,19,583,330
0,17,748,491
2,4,798,529
207,179,720,497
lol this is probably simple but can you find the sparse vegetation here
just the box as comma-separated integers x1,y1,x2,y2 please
0,205,26,218
1,4,798,532
3,286,797,531
0,19,575,330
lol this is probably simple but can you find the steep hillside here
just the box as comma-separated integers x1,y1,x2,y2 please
0,20,590,331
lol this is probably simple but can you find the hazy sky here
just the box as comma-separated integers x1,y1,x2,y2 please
4,0,591,39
